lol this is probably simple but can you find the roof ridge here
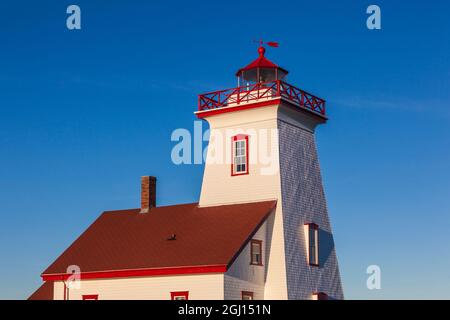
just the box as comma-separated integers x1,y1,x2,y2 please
103,202,199,214
103,200,277,214
198,198,277,208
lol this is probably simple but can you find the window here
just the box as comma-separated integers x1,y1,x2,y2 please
232,135,249,176
305,223,319,266
242,291,254,300
171,291,189,300
250,239,263,266
312,292,328,300
82,294,98,300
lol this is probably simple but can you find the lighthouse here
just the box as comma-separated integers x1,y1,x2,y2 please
29,44,343,300
196,44,344,299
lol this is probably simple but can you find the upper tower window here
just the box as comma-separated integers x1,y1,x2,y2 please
305,223,319,266
232,135,249,176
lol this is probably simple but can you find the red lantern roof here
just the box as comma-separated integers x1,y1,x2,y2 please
235,46,289,77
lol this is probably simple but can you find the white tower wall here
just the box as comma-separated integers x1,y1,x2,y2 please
198,100,344,299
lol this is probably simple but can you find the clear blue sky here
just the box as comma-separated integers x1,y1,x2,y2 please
0,0,449,299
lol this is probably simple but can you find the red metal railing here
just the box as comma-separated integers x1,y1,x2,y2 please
198,80,326,117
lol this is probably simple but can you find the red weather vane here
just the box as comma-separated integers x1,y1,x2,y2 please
254,39,279,48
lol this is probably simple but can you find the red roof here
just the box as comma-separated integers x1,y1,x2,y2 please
236,46,288,76
28,281,53,300
41,201,276,279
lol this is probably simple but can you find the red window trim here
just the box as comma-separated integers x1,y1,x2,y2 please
305,222,319,230
312,292,328,300
171,291,189,300
231,134,249,176
250,239,263,266
241,291,254,300
305,223,319,267
82,294,98,300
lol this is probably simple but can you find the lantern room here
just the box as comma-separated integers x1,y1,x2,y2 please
236,46,289,86
197,43,327,119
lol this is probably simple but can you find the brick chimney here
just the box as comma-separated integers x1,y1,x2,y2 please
140,176,156,213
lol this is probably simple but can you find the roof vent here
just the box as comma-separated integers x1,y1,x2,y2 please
167,234,176,241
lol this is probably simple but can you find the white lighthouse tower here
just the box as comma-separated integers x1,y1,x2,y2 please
196,44,344,300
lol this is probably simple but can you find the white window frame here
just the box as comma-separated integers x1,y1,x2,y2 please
232,135,249,176
305,223,319,266
250,239,263,266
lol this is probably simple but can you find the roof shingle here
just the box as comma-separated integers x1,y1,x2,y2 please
42,200,276,277
28,281,53,300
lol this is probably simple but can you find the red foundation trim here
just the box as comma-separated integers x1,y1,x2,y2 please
42,265,227,281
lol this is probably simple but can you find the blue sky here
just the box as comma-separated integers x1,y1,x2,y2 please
0,0,449,299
